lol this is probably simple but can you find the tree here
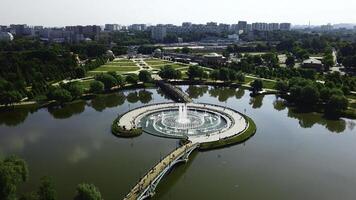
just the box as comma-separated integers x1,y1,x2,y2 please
37,176,56,200
94,74,117,90
300,85,320,105
64,83,83,99
138,70,152,83
158,65,182,80
107,72,125,87
111,46,127,56
285,55,295,68
275,80,289,93
187,66,205,80
322,53,334,71
74,183,102,200
250,79,263,93
89,81,104,94
325,95,348,117
75,67,86,78
210,70,220,81
181,47,191,54
0,90,22,106
51,88,72,104
0,156,29,200
126,74,139,84
262,53,279,67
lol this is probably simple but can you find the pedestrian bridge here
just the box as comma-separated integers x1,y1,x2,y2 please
123,142,199,200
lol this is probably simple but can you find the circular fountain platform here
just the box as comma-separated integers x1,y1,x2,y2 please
117,103,248,144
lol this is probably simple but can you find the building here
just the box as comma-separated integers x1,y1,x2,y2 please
0,32,14,41
203,53,227,66
302,58,323,71
320,23,333,31
218,24,230,32
237,21,247,32
227,34,239,41
105,24,120,31
280,23,291,31
82,25,101,39
9,24,28,36
182,22,192,27
0,26,8,32
151,25,167,41
268,23,279,31
129,24,147,31
252,23,269,31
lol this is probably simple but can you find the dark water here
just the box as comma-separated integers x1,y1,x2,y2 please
0,86,355,200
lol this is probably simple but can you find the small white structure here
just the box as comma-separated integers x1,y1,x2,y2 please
0,32,14,41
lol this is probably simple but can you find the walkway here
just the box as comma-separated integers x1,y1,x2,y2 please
124,142,199,200
118,103,247,142
157,81,192,103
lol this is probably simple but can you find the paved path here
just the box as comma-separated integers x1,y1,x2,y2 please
118,102,247,144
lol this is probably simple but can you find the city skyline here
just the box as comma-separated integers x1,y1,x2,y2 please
1,0,356,26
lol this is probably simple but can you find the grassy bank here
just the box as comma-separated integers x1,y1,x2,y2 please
111,118,142,138
199,115,257,150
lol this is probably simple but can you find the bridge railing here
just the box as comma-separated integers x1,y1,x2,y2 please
124,142,198,200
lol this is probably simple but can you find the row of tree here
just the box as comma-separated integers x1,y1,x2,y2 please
274,77,349,118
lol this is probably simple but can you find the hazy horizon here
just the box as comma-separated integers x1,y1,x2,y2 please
1,0,356,26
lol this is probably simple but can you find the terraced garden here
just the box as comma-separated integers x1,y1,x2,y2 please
88,59,140,75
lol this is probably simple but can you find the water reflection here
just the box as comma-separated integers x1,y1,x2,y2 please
48,101,86,119
235,88,245,100
209,87,237,102
138,90,153,104
249,95,264,109
126,90,153,104
287,107,347,133
273,98,287,111
91,92,126,112
0,128,43,155
0,109,31,126
185,86,209,99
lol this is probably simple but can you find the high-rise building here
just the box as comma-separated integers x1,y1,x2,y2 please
9,24,28,36
82,25,101,39
151,25,167,41
237,21,247,31
105,24,120,31
280,23,291,31
268,23,279,31
252,23,268,31
129,24,147,31
182,22,192,27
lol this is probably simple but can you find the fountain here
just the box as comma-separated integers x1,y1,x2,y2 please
177,104,190,124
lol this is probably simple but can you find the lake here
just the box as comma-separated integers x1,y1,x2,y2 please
0,86,355,200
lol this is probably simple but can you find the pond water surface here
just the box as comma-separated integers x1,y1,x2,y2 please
0,86,355,200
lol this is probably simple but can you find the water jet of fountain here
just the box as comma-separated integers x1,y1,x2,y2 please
177,104,190,124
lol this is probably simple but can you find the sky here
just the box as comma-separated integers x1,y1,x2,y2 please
1,0,356,26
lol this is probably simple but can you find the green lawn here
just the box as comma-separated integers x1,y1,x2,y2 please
78,80,94,91
91,66,139,72
108,62,137,66
261,80,276,90
244,77,256,84
113,59,132,62
151,63,189,70
145,59,173,66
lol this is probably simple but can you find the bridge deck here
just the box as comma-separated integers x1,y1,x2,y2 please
124,142,196,200
157,81,192,103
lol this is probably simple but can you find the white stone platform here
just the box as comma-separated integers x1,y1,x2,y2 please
117,103,247,144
